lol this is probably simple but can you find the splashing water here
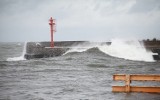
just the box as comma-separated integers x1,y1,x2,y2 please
65,39,154,62
7,42,27,61
6,40,154,62
64,42,100,54
98,39,154,62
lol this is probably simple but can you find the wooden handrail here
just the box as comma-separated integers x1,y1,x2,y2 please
113,74,160,81
112,74,160,93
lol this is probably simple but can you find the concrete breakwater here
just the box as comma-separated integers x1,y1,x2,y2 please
24,41,109,59
24,41,160,60
143,40,160,60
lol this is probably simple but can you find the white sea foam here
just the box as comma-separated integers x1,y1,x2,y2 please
98,39,154,62
65,39,155,62
7,42,27,61
7,56,25,61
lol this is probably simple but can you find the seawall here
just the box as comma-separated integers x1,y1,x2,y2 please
25,41,111,59
25,41,84,59
24,41,160,60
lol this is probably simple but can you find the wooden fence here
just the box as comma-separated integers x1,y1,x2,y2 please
112,74,160,93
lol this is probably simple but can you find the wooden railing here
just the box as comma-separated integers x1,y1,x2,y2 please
112,74,160,93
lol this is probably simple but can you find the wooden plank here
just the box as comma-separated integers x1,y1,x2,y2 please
113,74,126,81
112,86,125,92
113,74,160,81
112,86,160,93
131,75,160,81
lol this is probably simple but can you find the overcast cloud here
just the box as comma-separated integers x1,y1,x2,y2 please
0,0,160,42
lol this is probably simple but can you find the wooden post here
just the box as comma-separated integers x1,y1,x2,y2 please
125,75,130,92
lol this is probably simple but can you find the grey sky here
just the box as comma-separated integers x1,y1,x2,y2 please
0,0,160,42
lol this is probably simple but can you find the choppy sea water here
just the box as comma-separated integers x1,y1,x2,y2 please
0,42,160,100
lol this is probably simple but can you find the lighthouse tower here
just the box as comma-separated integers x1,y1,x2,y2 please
49,17,56,47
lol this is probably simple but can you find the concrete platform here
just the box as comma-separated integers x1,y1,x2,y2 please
24,41,160,60
24,41,105,59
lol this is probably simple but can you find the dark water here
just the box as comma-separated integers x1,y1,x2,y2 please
0,43,160,100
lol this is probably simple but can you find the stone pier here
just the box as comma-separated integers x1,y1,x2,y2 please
24,41,160,60
24,41,104,59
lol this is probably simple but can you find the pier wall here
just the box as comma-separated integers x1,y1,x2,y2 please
24,41,160,60
25,41,98,59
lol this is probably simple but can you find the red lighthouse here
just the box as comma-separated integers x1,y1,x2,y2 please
49,17,56,47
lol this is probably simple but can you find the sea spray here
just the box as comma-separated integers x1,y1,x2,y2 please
98,39,154,62
64,42,101,54
7,42,27,61
64,39,154,62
